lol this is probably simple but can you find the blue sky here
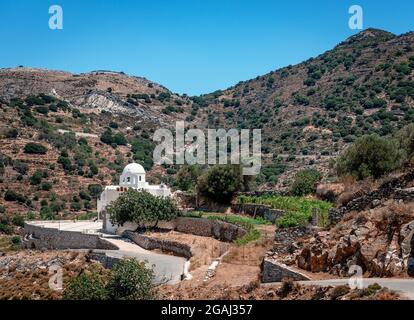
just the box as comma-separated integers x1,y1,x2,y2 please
0,0,413,95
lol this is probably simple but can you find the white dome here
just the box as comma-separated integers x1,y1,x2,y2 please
122,163,145,175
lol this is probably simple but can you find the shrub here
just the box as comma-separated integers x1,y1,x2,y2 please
336,134,401,180
4,190,27,203
0,223,12,234
41,182,53,191
12,160,28,175
88,184,103,198
63,273,108,300
5,128,18,138
58,155,73,172
12,215,25,227
236,195,332,228
70,202,82,211
107,258,154,300
109,121,119,129
40,206,54,220
290,169,321,196
394,124,414,164
108,189,180,228
24,143,47,155
11,236,21,245
30,170,43,185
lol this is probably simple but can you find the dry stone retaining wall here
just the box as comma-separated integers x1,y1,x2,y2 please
231,203,285,223
329,170,414,225
123,230,192,259
23,223,118,250
173,217,247,242
261,258,310,283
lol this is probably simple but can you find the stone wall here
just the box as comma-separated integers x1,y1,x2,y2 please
234,190,289,197
23,223,118,250
329,170,414,226
261,258,310,283
87,251,121,269
123,230,192,259
172,217,247,242
273,226,315,254
231,203,285,223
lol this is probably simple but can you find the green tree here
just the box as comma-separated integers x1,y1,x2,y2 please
176,165,201,191
197,165,251,203
336,134,401,180
107,258,154,300
290,169,321,196
108,189,180,229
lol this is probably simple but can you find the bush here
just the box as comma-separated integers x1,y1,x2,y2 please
236,194,332,228
12,215,25,227
88,184,103,198
5,128,18,138
107,258,154,300
4,190,27,203
24,143,47,155
336,134,401,180
63,273,108,300
10,236,21,245
0,223,12,234
394,124,414,164
41,182,53,191
40,206,54,220
290,169,321,196
12,160,28,175
108,189,180,228
30,170,43,185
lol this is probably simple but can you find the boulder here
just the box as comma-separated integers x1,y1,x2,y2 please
296,238,329,272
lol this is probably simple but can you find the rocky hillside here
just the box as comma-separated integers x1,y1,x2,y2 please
0,28,414,225
194,28,414,185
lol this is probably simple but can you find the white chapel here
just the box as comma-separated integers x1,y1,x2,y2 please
97,162,172,233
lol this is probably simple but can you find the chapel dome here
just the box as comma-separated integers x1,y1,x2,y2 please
122,163,146,175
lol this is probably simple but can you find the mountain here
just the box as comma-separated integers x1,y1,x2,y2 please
0,28,414,219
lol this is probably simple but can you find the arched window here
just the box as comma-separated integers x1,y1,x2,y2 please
139,175,142,182
127,177,131,183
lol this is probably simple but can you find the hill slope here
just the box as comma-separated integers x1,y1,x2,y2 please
0,28,414,222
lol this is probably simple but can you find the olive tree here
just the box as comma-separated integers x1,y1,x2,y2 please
108,189,180,229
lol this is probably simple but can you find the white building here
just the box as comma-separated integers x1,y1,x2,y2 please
97,162,172,233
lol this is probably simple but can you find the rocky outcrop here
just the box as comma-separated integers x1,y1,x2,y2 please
295,213,413,277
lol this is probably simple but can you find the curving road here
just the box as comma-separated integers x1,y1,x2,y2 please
102,237,186,285
26,221,186,285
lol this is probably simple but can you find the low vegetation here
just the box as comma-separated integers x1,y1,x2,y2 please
207,215,262,246
63,258,154,300
236,195,332,228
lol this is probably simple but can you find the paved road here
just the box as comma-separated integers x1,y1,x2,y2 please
26,221,186,285
103,237,186,285
264,278,414,300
